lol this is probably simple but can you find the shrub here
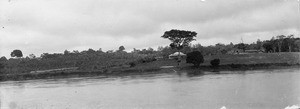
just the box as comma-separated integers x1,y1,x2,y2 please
138,56,156,63
0,63,4,69
186,51,204,67
0,63,4,74
129,62,136,67
210,59,220,67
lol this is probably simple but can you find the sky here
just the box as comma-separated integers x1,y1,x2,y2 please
0,0,300,58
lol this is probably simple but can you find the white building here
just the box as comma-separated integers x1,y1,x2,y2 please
168,52,186,59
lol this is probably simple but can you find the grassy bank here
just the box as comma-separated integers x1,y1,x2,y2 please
126,52,300,70
203,52,300,65
0,52,299,81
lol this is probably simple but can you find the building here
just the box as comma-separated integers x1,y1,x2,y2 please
169,52,186,59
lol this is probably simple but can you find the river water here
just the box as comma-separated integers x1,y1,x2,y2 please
0,68,300,109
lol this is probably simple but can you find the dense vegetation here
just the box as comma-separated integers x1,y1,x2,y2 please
161,29,197,65
186,51,204,67
0,49,157,75
210,59,220,67
0,34,300,75
10,49,23,58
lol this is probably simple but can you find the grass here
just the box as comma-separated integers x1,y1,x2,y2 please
1,52,299,81
204,52,300,65
122,52,300,72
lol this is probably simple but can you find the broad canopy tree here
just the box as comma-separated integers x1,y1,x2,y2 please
11,49,23,58
161,29,197,50
161,29,197,65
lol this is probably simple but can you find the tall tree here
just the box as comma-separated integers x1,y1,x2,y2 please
161,29,197,65
161,29,197,50
270,38,277,52
276,35,286,52
286,34,294,52
235,43,247,52
262,41,273,53
0,56,6,73
256,39,262,50
11,49,23,58
294,40,300,52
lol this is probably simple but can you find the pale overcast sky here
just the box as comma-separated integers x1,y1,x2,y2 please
0,0,300,57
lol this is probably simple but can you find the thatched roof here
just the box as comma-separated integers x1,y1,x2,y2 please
169,52,186,56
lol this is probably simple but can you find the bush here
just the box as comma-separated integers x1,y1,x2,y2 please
210,59,220,67
138,56,156,63
0,63,4,74
129,62,136,67
0,63,4,69
186,51,204,67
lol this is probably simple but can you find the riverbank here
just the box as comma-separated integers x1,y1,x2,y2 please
0,62,299,81
0,52,299,81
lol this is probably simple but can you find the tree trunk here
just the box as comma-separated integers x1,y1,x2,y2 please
177,51,180,66
278,43,281,52
288,45,292,52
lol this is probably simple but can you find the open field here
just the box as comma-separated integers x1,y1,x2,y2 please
131,52,300,69
203,52,300,65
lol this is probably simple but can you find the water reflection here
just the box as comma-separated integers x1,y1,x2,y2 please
185,70,205,77
0,68,300,109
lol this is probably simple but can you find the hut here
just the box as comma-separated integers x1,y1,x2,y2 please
169,52,186,59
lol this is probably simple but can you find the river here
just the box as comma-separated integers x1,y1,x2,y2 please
0,68,300,109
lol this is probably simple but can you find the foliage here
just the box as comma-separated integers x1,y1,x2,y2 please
41,53,63,59
0,56,8,62
295,40,300,51
132,47,157,54
0,48,159,74
139,56,157,63
11,49,23,58
255,39,263,50
186,51,204,67
205,52,300,65
262,41,273,53
234,43,247,52
161,29,197,50
129,62,136,67
0,63,4,69
262,34,300,52
156,46,176,58
1,34,299,75
161,29,197,65
119,46,125,51
210,59,220,67
0,63,4,74
0,57,6,74
64,50,70,55
85,48,96,54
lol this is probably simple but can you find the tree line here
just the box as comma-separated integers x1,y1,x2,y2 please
1,29,299,74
